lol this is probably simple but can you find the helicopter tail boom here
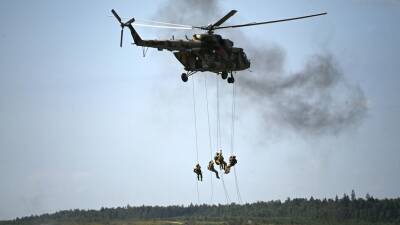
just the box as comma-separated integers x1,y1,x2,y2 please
126,24,144,46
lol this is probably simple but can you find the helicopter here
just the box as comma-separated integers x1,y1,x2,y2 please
111,9,327,83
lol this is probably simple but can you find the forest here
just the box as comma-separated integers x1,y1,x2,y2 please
1,191,399,225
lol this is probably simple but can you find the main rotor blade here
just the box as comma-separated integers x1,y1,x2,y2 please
212,10,237,28
132,23,193,30
135,19,193,28
111,9,122,24
214,12,327,30
120,29,123,47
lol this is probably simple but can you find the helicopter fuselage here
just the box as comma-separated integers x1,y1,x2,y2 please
173,46,250,73
138,33,250,73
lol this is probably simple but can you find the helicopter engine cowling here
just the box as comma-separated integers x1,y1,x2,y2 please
223,39,234,48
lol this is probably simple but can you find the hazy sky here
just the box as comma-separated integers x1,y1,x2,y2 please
1,0,399,220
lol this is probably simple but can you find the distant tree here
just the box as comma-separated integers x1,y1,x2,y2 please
6,193,400,225
351,190,356,201
366,193,372,200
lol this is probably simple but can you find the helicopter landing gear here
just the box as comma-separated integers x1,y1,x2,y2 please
227,71,235,84
221,71,228,80
181,71,198,82
181,73,188,82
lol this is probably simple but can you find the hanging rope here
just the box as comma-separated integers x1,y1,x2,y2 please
196,180,200,204
230,82,243,204
216,76,221,149
204,76,214,204
204,76,213,155
233,167,242,203
220,172,231,204
192,76,200,204
216,76,231,204
192,77,199,162
230,82,236,155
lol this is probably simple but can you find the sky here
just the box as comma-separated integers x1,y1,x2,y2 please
0,0,400,220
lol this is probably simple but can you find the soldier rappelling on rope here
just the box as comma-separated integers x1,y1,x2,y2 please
193,163,203,181
214,150,227,170
224,155,238,174
208,160,220,179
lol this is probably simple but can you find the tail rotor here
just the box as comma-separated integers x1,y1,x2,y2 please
120,29,124,48
111,9,135,47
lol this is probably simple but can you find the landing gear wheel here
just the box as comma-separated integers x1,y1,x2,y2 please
227,77,235,84
221,72,228,80
181,73,188,82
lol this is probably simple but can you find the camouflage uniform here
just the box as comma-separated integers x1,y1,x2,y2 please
225,155,237,174
229,155,237,167
214,150,227,170
193,163,203,181
214,152,220,165
207,160,220,179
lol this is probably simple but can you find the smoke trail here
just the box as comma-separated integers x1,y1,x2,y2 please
239,45,367,135
154,0,219,36
155,0,367,135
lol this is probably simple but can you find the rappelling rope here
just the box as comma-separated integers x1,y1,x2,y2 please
205,77,213,161
216,76,231,204
192,77,199,162
192,77,200,204
220,172,231,204
230,82,243,204
196,181,200,204
233,167,242,203
216,76,221,149
230,82,236,155
204,76,214,204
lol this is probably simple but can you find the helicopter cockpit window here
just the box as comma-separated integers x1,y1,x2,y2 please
241,52,248,60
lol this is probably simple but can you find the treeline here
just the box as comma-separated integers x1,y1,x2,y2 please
3,191,400,225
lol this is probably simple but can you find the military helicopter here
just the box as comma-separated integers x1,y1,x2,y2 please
111,9,326,83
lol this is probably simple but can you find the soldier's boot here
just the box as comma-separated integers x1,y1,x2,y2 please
211,169,220,179
215,171,220,179
224,166,231,174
